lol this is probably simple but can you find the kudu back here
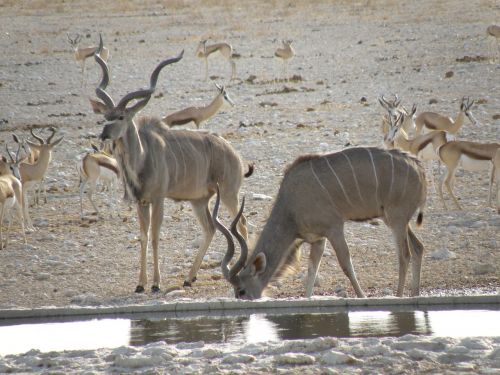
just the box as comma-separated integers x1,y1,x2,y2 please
214,147,427,299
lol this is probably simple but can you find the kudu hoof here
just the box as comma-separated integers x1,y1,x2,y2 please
183,277,196,287
151,285,160,293
135,285,145,293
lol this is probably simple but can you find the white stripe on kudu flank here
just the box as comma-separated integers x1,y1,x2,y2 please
341,152,366,206
172,136,187,182
164,140,179,187
324,156,354,207
366,148,380,208
388,152,395,202
309,160,340,212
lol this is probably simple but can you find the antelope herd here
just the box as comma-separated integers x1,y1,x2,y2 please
0,23,498,301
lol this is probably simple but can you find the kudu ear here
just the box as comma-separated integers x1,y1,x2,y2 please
252,253,267,276
89,98,110,115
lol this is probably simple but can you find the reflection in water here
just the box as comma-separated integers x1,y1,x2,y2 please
128,309,496,347
0,308,498,356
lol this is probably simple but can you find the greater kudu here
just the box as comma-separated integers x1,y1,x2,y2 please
90,36,252,292
214,147,427,299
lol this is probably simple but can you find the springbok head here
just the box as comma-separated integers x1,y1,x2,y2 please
215,83,235,106
460,97,476,125
4,143,22,180
384,104,417,147
89,35,184,142
378,94,402,118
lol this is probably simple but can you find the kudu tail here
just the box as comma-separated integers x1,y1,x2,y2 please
416,207,424,228
244,163,255,178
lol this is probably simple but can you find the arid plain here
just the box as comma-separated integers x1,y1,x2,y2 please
0,0,498,310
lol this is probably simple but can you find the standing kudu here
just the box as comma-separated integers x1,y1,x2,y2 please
90,36,252,292
214,147,427,299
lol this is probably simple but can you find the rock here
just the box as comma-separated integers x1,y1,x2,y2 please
273,353,315,365
472,263,495,275
252,193,273,201
114,354,164,368
222,353,256,364
320,350,363,365
429,248,457,260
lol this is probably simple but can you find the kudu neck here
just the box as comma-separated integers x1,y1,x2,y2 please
252,204,297,286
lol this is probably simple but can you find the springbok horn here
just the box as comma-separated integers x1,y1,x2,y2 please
30,128,45,144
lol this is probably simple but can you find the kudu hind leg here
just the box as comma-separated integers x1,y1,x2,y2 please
390,222,412,297
408,227,424,296
184,199,215,286
327,228,366,298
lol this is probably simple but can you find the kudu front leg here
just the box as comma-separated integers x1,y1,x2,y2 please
327,228,366,298
305,239,326,297
136,203,151,293
150,199,164,292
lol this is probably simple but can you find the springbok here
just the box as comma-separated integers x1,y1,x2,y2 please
274,40,295,79
437,140,500,212
384,108,448,189
414,97,476,136
195,39,235,81
67,33,110,86
0,153,26,249
13,131,63,231
214,147,427,299
14,127,58,205
486,25,500,63
162,83,234,129
378,94,413,136
78,144,120,219
90,36,253,292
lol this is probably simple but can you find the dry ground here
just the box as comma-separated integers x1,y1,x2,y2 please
0,0,498,309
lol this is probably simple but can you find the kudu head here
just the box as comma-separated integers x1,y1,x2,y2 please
212,187,267,299
459,96,476,125
215,83,235,106
89,35,184,142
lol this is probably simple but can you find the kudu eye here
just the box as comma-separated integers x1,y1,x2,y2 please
238,289,246,297
118,115,124,121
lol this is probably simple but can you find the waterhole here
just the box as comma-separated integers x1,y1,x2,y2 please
0,305,498,355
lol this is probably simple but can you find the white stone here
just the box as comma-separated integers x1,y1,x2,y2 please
273,353,315,365
222,353,256,364
429,248,457,259
320,350,363,365
252,193,273,201
114,354,164,368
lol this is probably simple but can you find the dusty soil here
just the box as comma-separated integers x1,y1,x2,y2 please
0,0,498,309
